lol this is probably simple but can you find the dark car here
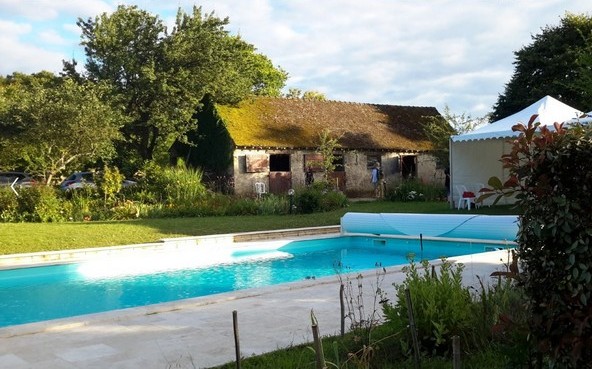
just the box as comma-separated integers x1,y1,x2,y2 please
0,172,36,187
60,171,136,191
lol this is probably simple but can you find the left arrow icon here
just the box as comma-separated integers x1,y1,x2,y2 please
10,177,19,196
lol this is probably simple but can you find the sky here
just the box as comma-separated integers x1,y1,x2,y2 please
0,0,590,118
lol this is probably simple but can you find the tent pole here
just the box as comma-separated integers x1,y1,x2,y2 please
448,137,454,209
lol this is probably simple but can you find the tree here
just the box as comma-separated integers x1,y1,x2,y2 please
0,74,121,185
422,105,487,168
76,5,287,165
491,13,592,121
284,88,327,100
302,90,326,101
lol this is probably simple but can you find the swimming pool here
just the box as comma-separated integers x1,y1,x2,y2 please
0,234,514,328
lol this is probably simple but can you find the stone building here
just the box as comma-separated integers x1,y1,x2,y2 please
171,96,445,197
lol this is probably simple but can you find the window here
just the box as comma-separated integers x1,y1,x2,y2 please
304,153,324,172
246,154,269,173
402,155,417,179
270,154,290,172
333,154,344,172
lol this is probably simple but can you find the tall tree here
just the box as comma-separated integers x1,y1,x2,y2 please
0,74,121,184
77,5,287,164
492,13,592,121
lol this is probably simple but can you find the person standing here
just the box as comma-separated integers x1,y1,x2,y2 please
305,166,314,186
371,163,381,198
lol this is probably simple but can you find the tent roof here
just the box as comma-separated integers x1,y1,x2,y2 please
451,95,582,142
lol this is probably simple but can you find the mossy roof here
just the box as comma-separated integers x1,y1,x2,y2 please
215,97,441,152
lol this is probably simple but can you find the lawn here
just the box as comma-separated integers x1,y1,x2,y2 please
0,200,518,255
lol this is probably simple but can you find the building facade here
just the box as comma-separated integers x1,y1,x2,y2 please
172,97,445,197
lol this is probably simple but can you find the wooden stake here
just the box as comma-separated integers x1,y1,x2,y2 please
233,310,241,369
405,288,421,369
340,284,345,337
452,335,461,369
311,310,326,369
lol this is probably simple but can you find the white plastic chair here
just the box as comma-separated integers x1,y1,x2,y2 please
255,182,267,198
455,184,474,210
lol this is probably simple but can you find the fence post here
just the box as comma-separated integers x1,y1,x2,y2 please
233,310,241,369
340,284,345,337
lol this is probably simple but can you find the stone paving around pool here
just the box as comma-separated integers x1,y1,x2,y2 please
0,230,511,369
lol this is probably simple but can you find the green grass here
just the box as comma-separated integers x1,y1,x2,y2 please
0,200,518,255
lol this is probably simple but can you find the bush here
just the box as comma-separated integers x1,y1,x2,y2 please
383,259,474,356
294,181,347,214
109,200,143,220
17,186,66,222
0,187,19,222
143,164,207,206
65,186,100,221
226,197,260,216
95,165,124,204
487,121,592,367
294,188,321,214
257,194,288,215
319,189,348,211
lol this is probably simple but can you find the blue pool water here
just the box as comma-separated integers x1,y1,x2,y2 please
0,236,512,327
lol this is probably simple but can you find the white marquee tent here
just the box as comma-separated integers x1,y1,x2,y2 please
449,95,582,207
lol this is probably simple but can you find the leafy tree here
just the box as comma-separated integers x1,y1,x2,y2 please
0,74,121,185
492,13,592,121
76,5,287,165
422,105,487,168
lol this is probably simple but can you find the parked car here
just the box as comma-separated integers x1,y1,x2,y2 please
59,172,136,191
0,171,36,187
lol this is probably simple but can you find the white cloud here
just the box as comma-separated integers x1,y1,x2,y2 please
39,29,68,45
0,0,112,21
0,0,591,116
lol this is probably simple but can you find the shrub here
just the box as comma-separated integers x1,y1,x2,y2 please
95,165,124,204
257,194,288,215
0,187,19,222
194,193,232,216
109,200,142,220
294,181,346,214
65,186,100,221
226,197,259,216
319,190,348,211
143,164,207,206
17,186,66,222
294,187,322,214
383,259,474,356
486,120,592,368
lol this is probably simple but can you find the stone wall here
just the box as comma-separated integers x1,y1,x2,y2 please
231,148,443,196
